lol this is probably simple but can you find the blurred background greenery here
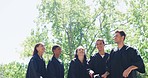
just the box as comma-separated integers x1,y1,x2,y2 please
0,0,147,78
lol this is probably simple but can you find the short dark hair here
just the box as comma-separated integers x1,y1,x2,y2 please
52,45,61,52
115,30,126,40
96,38,105,44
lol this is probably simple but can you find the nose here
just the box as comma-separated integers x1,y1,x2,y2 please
113,36,116,39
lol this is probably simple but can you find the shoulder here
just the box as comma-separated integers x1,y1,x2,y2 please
47,60,54,68
105,53,109,56
91,53,98,58
112,47,118,52
71,58,77,63
105,52,109,55
125,45,140,55
125,45,135,50
68,58,77,66
88,53,99,62
28,56,39,66
126,45,137,52
49,56,57,62
47,57,55,65
68,59,77,70
30,55,38,62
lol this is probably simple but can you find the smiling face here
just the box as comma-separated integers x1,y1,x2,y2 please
114,30,126,44
96,40,105,52
76,46,85,57
53,47,62,56
114,32,124,44
36,44,45,56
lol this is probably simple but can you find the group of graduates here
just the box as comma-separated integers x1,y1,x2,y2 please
26,30,145,78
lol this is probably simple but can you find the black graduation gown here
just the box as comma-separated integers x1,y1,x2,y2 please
67,58,90,78
88,53,109,77
107,45,145,78
47,56,64,78
26,54,46,78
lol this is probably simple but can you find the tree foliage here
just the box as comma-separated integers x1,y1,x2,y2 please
6,0,148,78
0,62,27,78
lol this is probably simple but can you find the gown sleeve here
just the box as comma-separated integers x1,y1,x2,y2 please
67,61,76,78
26,58,39,78
88,56,95,71
128,48,145,73
106,50,113,73
47,61,57,78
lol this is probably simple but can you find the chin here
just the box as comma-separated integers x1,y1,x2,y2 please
114,41,118,43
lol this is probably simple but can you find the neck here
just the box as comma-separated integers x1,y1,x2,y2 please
117,41,124,48
98,50,105,55
54,54,60,59
38,52,42,58
78,56,84,63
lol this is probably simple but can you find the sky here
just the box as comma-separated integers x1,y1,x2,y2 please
0,0,127,64
0,0,40,64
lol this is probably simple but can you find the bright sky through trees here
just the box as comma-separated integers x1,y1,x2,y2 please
0,0,127,64
0,0,40,64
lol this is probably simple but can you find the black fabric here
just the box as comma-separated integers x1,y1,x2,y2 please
107,45,145,78
26,54,46,78
47,56,64,78
67,58,90,78
88,53,109,77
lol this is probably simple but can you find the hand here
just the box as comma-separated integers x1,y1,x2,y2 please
101,72,109,78
89,70,94,78
101,74,107,78
123,68,132,78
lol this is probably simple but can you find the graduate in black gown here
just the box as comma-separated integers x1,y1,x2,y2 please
47,45,64,78
88,39,109,78
26,42,46,78
67,46,91,78
102,30,145,78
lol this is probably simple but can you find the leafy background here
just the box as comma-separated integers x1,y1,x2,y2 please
0,0,148,78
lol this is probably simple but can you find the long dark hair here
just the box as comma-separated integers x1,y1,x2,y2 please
33,43,44,56
74,47,87,63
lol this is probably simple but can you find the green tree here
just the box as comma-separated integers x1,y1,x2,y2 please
0,62,27,78
21,0,148,77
